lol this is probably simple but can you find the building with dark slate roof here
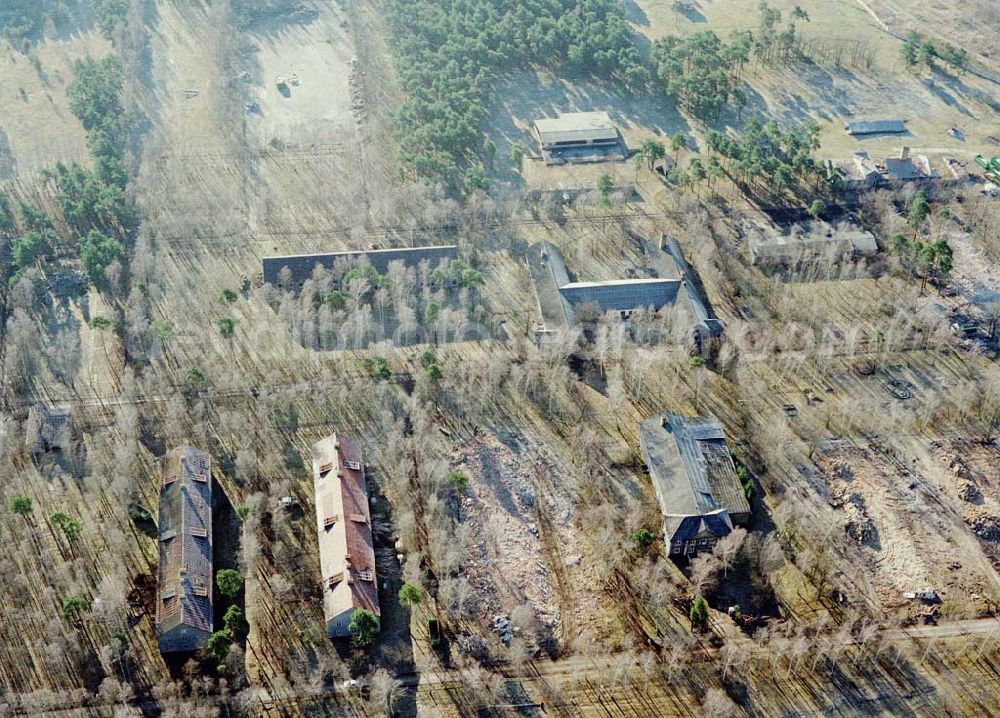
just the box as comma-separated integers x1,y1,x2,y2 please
263,245,459,289
530,237,724,346
639,412,750,557
156,446,213,653
844,119,906,136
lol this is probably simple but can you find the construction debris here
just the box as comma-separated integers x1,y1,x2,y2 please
964,509,1000,541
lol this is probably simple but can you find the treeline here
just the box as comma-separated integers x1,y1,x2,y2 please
652,31,751,120
0,1,72,42
230,0,304,28
705,119,834,202
900,32,968,73
0,0,129,43
2,56,132,290
388,0,648,192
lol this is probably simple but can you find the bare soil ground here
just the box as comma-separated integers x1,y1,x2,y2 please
0,33,110,178
451,431,608,644
815,443,996,613
930,440,1000,575
245,1,368,235
632,0,1000,163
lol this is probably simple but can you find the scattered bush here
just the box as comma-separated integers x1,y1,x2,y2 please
690,595,709,627
216,569,243,598
633,528,656,549
348,608,380,647
206,629,232,661
62,595,89,620
10,496,33,515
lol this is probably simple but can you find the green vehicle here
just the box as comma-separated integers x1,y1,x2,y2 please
975,155,1000,183
428,618,442,648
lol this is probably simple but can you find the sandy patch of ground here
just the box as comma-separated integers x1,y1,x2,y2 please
0,33,111,176
816,443,997,612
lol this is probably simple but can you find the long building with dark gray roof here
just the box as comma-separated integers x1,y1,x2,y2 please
263,245,459,289
156,446,213,653
639,413,750,557
844,119,906,136
530,238,724,345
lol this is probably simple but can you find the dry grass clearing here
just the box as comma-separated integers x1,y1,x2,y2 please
632,0,1000,161
0,32,111,178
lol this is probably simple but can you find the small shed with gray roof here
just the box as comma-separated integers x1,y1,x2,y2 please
639,412,750,556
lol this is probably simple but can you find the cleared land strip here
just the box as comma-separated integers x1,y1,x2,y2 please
7,616,999,716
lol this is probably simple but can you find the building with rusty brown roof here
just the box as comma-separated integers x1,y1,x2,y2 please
156,446,213,653
311,434,380,637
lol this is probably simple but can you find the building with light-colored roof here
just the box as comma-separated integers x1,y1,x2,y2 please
312,434,380,638
532,111,627,165
749,221,879,266
156,446,213,653
826,152,883,190
639,413,750,557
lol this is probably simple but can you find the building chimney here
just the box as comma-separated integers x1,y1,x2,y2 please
899,146,910,160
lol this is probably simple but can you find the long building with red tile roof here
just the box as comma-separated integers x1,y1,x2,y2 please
311,434,380,637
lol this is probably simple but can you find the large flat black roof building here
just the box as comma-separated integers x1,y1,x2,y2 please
263,245,459,288
639,413,750,556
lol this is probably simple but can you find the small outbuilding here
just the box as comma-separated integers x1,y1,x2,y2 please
312,434,380,638
639,413,750,557
25,405,72,455
156,446,213,654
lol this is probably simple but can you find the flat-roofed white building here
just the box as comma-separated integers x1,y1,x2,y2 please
532,111,627,165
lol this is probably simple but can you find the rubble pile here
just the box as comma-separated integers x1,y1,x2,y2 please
964,509,1000,541
452,435,563,629
829,485,877,545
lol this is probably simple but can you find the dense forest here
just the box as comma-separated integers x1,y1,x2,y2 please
706,119,834,202
0,0,127,42
387,0,649,192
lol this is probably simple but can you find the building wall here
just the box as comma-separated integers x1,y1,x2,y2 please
159,625,210,654
328,607,357,638
668,536,718,557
